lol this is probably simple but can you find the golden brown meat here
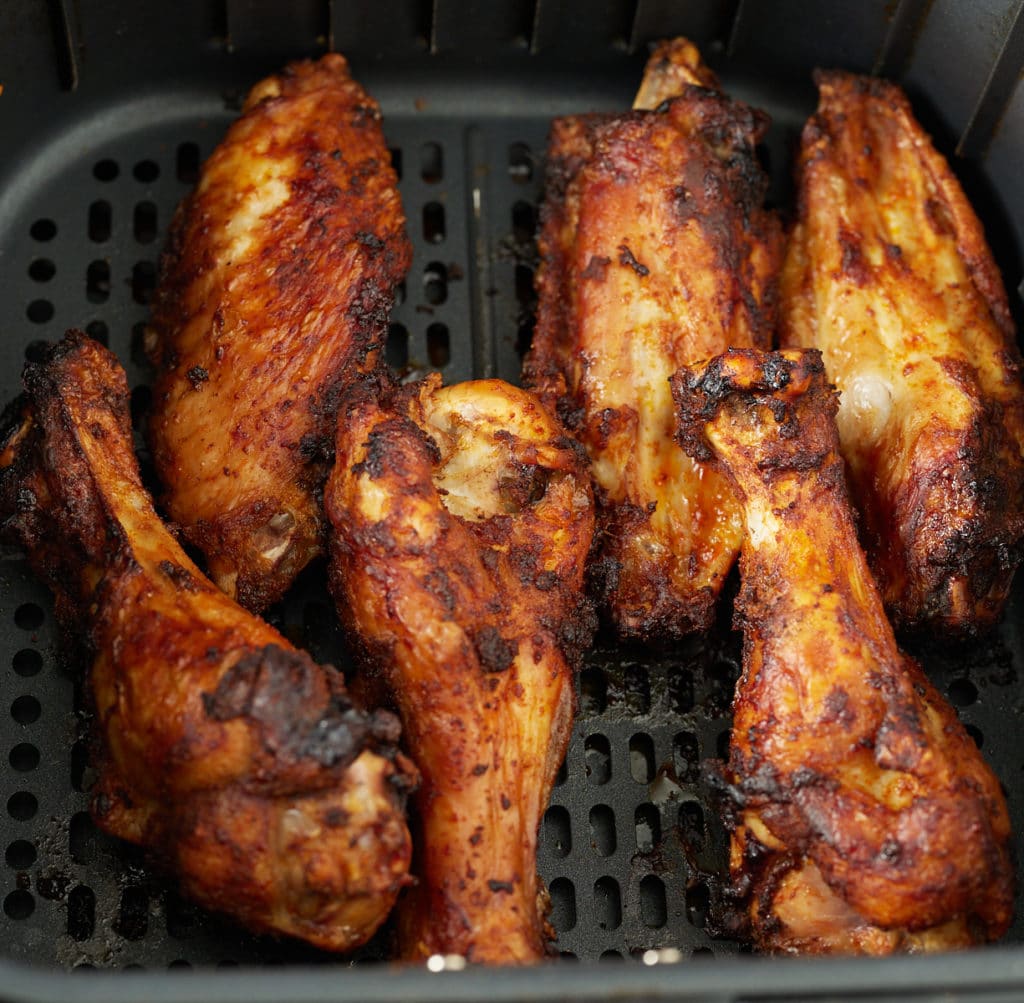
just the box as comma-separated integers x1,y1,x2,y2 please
672,348,1014,955
326,373,595,963
524,40,782,640
0,332,416,952
148,53,411,612
780,71,1024,636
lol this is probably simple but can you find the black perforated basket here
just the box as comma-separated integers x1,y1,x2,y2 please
1,2,1023,1000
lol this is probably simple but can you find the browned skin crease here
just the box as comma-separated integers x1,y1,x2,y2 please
523,37,782,642
148,53,411,612
0,332,417,952
780,70,1024,636
672,348,1014,955
326,372,595,963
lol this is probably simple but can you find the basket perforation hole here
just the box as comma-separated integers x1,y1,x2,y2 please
133,159,159,183
133,201,158,244
7,792,37,821
71,739,91,793
93,159,119,182
28,258,56,283
716,727,731,760
949,678,978,706
423,202,446,244
639,874,667,928
14,603,44,631
176,142,200,184
427,322,450,367
514,263,535,310
86,260,111,303
692,946,715,958
673,731,699,782
579,667,607,715
548,877,576,932
386,323,409,371
132,261,157,304
588,804,616,856
115,885,149,940
4,890,34,920
69,811,96,864
394,280,407,306
25,340,50,363
511,200,536,243
67,885,95,941
508,142,534,183
635,803,660,853
31,218,57,241
168,960,192,970
5,840,36,869
166,890,200,939
553,757,568,787
663,667,696,713
10,696,40,726
686,881,710,927
629,733,655,784
131,321,151,367
624,666,650,715
516,320,533,361
420,142,443,183
543,805,571,858
12,649,42,677
593,876,622,930
131,385,153,429
423,261,448,305
388,147,402,180
584,733,611,785
679,800,705,851
966,723,984,748
600,950,623,962
27,299,54,324
88,200,112,243
85,320,109,346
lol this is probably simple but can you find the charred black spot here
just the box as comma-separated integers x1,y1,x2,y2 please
471,763,489,776
423,569,457,615
158,560,199,593
487,879,514,894
581,255,611,282
355,230,385,251
186,366,208,390
352,426,392,479
617,244,649,277
471,626,518,673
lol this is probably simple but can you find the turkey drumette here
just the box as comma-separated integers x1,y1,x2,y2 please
326,373,595,963
0,332,416,951
672,348,1013,954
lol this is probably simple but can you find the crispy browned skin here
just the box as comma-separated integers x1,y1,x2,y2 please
524,40,782,640
326,373,595,963
780,71,1024,636
673,348,1014,955
0,332,416,951
148,53,411,612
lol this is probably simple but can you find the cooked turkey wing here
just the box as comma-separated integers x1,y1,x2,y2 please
0,332,416,952
672,348,1014,954
326,373,595,963
780,71,1024,635
524,43,781,639
148,53,411,612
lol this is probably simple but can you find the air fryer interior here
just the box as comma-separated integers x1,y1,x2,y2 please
0,0,1023,991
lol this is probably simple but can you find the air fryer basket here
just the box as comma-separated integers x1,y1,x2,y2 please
0,1,1023,1000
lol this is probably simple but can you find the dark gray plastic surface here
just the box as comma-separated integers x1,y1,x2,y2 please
0,1,1022,1000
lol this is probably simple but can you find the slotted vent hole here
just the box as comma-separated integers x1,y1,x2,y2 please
423,201,446,243
134,201,158,243
166,891,199,939
966,723,984,748
70,740,90,793
69,811,96,864
88,200,111,243
548,877,576,932
593,876,622,931
67,885,95,941
420,142,443,183
679,800,706,851
635,802,660,853
132,261,157,304
543,805,571,858
511,200,536,243
427,322,450,367
386,323,409,371
423,261,448,305
673,731,700,783
86,260,110,303
176,142,200,184
589,804,616,857
584,734,611,785
686,881,711,927
389,147,403,180
508,141,534,183
624,666,651,715
640,875,667,929
629,733,655,784
115,885,149,940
